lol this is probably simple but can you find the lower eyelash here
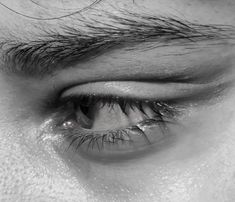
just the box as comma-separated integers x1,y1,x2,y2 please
65,128,133,151
59,116,172,152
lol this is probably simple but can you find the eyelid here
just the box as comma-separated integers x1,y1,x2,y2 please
59,80,230,108
61,81,209,100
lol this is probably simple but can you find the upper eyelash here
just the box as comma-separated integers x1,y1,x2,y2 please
59,94,180,117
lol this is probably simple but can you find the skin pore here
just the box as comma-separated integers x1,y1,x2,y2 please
0,0,235,202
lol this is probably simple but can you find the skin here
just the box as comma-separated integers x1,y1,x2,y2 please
0,0,235,202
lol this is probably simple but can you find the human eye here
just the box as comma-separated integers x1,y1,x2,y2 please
39,80,204,163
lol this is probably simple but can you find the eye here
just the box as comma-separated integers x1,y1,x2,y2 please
48,82,184,162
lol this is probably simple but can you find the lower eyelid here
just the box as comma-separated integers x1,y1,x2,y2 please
60,128,178,164
53,113,176,159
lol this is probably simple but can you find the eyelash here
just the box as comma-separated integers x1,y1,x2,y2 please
54,94,180,151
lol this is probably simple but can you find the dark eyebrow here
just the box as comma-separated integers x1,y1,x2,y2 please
1,11,235,77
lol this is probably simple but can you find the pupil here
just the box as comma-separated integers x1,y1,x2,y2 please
80,105,90,117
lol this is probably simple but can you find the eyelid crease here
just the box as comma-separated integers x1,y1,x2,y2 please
60,80,230,104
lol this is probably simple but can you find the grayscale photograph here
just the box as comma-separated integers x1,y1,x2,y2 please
0,0,235,202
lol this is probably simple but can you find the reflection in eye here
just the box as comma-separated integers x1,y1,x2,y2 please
52,94,182,161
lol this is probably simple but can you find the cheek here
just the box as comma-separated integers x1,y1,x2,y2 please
85,140,235,202
0,120,88,201
0,125,32,200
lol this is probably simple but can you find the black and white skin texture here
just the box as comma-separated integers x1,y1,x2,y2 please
0,0,235,202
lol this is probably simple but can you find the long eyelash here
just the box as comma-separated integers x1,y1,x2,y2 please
57,94,180,151
63,129,134,151
60,94,179,116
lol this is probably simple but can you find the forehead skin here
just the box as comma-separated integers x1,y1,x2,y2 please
0,0,235,202
0,0,234,38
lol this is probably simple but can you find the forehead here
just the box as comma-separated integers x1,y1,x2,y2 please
0,0,234,40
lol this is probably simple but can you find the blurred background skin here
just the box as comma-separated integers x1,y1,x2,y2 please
0,0,235,202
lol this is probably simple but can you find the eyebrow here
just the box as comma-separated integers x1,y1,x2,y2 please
1,11,235,77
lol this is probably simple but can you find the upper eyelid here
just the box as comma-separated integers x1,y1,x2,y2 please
57,83,232,112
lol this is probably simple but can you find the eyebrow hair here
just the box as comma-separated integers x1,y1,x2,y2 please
1,11,235,77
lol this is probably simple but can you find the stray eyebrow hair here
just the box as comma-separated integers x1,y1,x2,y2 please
1,11,235,77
